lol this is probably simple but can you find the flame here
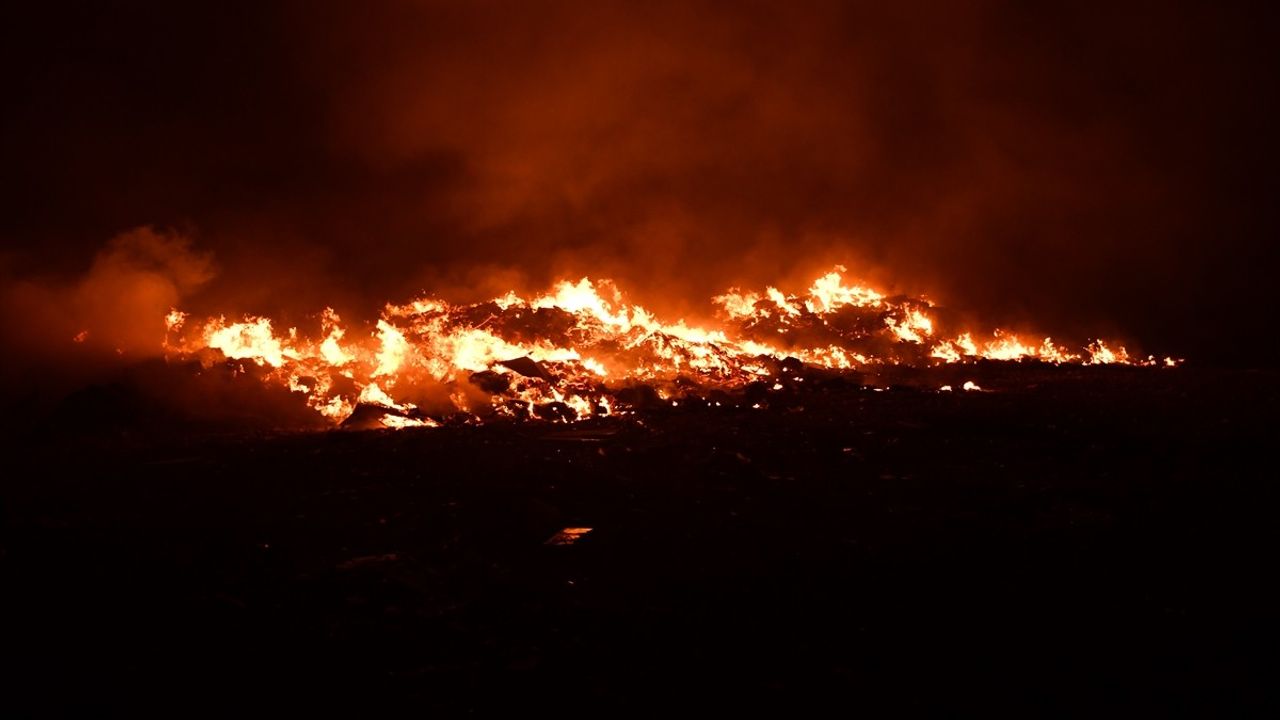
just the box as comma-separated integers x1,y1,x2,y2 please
886,308,934,343
163,267,1176,427
804,268,884,311
165,309,187,332
204,317,295,368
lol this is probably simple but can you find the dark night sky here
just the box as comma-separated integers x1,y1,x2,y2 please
2,0,1277,374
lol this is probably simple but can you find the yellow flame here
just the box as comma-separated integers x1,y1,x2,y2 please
164,266,1162,428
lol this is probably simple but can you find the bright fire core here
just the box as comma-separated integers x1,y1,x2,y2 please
162,267,1177,428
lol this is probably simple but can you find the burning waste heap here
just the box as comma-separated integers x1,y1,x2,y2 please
162,267,1176,430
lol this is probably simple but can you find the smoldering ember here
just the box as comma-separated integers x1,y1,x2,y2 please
1,2,1277,715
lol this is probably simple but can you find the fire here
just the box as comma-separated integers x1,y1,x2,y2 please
204,317,294,368
163,267,1177,428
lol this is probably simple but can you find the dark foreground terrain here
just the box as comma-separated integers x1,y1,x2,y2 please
2,365,1276,714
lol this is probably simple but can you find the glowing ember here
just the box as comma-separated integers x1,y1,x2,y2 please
163,267,1175,427
545,527,593,546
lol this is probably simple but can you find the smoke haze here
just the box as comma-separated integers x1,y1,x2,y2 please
2,0,1277,380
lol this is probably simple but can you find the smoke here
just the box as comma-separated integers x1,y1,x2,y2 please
2,0,1277,366
0,228,213,399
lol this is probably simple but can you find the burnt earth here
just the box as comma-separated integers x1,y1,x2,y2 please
2,366,1276,714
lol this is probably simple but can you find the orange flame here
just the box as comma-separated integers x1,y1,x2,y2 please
163,267,1179,428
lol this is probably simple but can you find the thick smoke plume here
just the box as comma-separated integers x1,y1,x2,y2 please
1,0,1277,379
0,228,213,399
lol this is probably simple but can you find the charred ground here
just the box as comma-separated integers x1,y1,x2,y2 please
2,365,1275,713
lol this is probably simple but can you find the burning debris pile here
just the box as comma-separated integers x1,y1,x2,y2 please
162,267,1176,428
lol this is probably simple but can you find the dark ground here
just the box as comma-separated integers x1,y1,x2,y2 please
2,365,1276,715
